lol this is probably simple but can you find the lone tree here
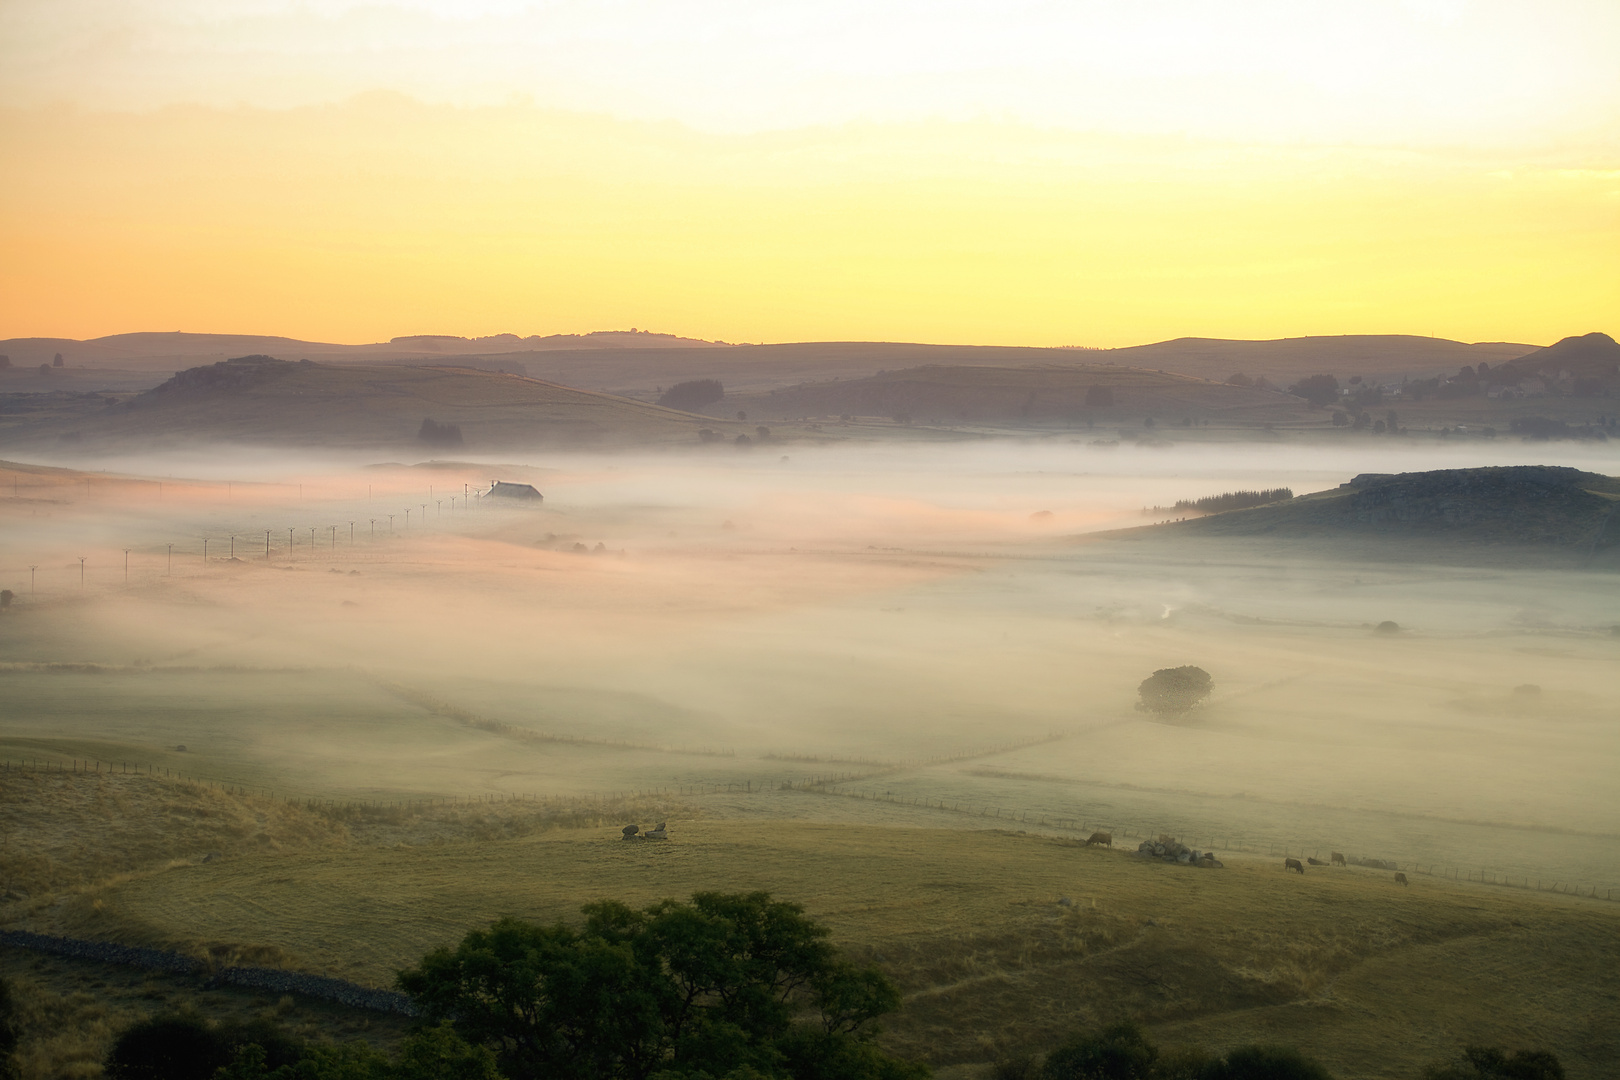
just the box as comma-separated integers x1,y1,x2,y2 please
1136,666,1213,716
658,379,724,411
398,891,925,1080
418,417,464,446
1287,373,1340,407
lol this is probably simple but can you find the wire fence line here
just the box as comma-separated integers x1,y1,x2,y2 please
6,754,1614,904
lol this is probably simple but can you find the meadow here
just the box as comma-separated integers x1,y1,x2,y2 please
3,438,1619,1077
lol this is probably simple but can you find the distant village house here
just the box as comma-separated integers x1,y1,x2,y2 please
487,481,543,501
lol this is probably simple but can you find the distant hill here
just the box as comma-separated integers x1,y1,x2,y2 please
0,356,750,450
0,332,1549,399
1490,332,1620,387
1098,335,1537,386
724,363,1303,426
1167,467,1620,550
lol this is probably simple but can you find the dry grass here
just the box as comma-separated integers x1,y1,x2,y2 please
6,787,1615,1079
0,951,414,1080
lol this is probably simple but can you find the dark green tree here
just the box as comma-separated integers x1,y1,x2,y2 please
1041,1021,1156,1080
398,892,923,1080
1135,667,1213,716
104,1014,233,1080
1200,1044,1333,1079
0,978,17,1080
1287,374,1340,407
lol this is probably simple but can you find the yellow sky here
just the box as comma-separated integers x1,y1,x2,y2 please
1,2,1617,346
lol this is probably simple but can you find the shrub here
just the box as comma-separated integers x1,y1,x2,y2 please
104,1014,232,1080
659,379,725,411
1200,1044,1332,1079
0,978,16,1080
1136,667,1213,716
1041,1021,1156,1080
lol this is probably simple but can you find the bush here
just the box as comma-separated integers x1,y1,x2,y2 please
1200,1044,1332,1079
1421,1046,1563,1080
0,978,17,1080
1042,1022,1156,1080
105,1014,232,1080
1136,667,1213,716
659,380,725,411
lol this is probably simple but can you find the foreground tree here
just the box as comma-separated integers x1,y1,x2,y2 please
1135,667,1213,717
398,891,925,1080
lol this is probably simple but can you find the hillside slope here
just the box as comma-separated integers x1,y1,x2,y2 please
0,357,749,450
1174,467,1620,549
726,363,1306,426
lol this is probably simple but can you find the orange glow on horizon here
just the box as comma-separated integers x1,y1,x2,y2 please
1,96,1616,347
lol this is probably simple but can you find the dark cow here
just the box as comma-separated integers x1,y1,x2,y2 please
1330,851,1346,867
1284,858,1305,874
1084,831,1112,847
621,824,640,839
1394,872,1408,886
1307,857,1327,866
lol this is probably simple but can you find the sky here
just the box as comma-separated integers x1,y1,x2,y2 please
1,0,1617,346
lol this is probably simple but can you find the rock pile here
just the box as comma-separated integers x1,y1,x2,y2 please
1136,834,1222,868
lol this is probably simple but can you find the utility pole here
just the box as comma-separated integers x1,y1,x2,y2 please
124,549,130,584
309,527,315,550
265,530,271,560
203,539,208,564
405,509,410,529
288,528,294,557
230,535,235,560
370,519,376,538
79,557,86,586
30,565,37,596
349,522,355,543
330,525,336,549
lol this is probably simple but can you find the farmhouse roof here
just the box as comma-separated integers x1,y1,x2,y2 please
488,481,543,500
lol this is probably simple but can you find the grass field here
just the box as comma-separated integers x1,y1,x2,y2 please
3,772,1617,1078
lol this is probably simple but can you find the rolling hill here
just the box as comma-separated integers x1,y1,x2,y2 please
0,357,752,450
1160,467,1620,551
2,332,1546,400
722,363,1307,427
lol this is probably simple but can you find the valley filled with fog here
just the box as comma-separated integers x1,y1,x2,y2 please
5,438,1618,900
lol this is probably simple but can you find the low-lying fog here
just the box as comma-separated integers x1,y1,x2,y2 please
3,439,1618,894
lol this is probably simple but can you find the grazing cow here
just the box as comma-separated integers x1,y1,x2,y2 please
1394,872,1408,886
1085,831,1113,847
1331,852,1346,867
1307,857,1327,866
1284,858,1305,874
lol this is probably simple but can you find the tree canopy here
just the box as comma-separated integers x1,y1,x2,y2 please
397,891,924,1080
1135,667,1213,716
